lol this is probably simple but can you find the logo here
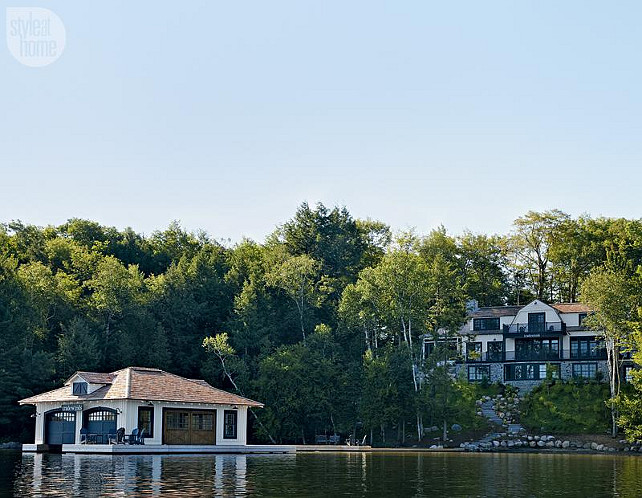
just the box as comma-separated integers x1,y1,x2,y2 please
6,7,66,67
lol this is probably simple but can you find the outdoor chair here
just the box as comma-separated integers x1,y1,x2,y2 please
127,428,139,444
110,427,126,444
328,434,341,444
80,428,88,444
137,428,146,445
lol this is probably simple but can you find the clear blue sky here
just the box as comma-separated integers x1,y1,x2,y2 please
2,1,641,242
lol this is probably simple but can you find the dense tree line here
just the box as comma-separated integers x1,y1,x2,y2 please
3,204,642,443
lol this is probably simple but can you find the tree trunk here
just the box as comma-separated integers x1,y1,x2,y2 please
442,420,447,442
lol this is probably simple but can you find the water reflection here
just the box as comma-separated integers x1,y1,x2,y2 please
15,453,258,496
8,451,642,496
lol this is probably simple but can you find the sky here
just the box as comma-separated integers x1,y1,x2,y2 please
2,1,642,243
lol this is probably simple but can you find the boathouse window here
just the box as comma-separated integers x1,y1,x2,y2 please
625,366,634,383
138,407,154,437
467,365,490,382
72,382,88,395
224,410,238,439
473,318,500,331
572,363,597,379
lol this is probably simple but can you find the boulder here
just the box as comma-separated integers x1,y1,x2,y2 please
534,436,540,441
591,442,599,450
545,441,554,448
555,440,562,448
562,441,570,449
492,440,500,447
583,443,592,450
529,441,537,448
451,424,462,432
537,441,545,447
596,444,604,451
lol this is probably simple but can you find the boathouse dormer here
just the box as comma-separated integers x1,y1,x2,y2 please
65,371,114,396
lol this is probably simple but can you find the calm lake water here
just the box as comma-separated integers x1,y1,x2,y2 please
2,450,642,497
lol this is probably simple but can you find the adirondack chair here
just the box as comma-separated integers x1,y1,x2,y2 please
80,428,89,444
137,428,146,445
127,428,139,445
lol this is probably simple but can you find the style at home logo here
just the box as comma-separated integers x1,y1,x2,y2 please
6,7,66,67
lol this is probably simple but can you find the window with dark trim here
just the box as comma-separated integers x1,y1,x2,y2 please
572,363,597,379
466,342,482,361
468,365,490,382
473,318,500,331
578,313,588,326
570,337,605,359
625,366,634,383
223,410,238,439
487,341,504,361
138,407,154,437
424,341,435,357
73,382,88,395
504,363,559,381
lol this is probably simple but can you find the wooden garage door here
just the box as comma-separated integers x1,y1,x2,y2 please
163,409,216,445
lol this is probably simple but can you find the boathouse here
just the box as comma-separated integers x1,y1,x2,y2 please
19,367,265,451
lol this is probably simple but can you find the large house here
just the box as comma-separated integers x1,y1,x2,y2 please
19,366,264,450
424,299,616,390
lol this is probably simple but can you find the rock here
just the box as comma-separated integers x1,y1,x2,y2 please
555,440,562,448
507,441,515,448
429,445,438,449
596,444,604,451
545,441,554,448
514,440,522,447
493,440,500,447
534,436,540,441
591,442,599,450
583,443,591,450
529,441,537,448
451,424,462,432
562,441,570,449
537,441,545,447
528,436,534,441
608,447,616,452
624,447,630,452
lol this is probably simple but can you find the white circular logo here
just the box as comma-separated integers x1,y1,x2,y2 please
6,7,66,67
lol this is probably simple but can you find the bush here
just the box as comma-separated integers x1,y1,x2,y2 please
520,381,610,434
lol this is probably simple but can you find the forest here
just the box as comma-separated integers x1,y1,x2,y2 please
2,203,642,444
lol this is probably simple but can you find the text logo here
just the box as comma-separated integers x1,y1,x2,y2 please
6,7,66,67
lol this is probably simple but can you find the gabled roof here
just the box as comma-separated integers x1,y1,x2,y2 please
19,367,263,408
66,371,116,385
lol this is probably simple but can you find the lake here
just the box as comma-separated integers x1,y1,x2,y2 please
2,450,642,496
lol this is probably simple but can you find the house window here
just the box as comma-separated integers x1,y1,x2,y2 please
504,363,558,381
73,382,88,395
468,365,490,382
625,366,634,383
578,313,588,326
487,342,503,361
424,341,435,357
466,342,482,361
138,407,154,437
224,410,238,439
473,318,500,331
572,363,597,379
528,313,546,333
570,338,605,359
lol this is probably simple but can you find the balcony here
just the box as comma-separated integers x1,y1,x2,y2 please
503,322,566,336
464,348,608,363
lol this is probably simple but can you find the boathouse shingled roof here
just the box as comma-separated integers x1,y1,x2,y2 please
18,367,263,407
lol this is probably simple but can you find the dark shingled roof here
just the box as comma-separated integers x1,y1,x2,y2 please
470,306,523,318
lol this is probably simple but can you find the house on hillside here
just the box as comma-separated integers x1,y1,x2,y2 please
423,299,622,390
19,367,265,451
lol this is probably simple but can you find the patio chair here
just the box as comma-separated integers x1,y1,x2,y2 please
127,428,139,445
137,428,146,445
80,428,88,444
